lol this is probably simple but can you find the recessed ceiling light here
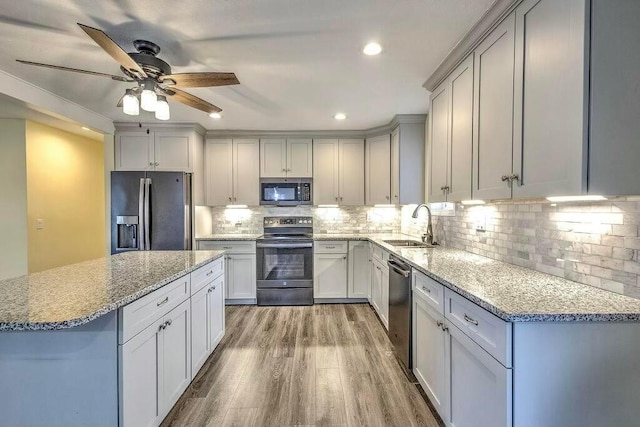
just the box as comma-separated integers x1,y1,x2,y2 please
363,42,382,56
334,113,346,120
81,126,90,131
209,112,222,119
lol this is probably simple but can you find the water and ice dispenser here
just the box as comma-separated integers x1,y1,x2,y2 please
116,215,138,250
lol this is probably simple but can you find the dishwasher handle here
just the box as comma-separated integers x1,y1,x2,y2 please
388,259,411,278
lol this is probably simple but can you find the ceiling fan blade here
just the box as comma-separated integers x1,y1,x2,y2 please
164,88,222,114
16,60,133,82
160,72,239,88
77,23,147,78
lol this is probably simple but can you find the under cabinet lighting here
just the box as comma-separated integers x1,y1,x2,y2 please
318,204,339,208
225,204,248,209
81,126,90,131
546,195,607,202
461,200,486,205
374,204,395,208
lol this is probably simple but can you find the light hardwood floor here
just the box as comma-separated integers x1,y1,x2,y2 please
161,304,441,427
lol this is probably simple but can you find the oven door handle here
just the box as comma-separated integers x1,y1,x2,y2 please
256,243,313,249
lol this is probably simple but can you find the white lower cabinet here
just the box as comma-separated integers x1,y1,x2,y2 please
190,274,225,375
348,241,370,298
314,253,348,298
370,256,389,329
227,254,257,300
447,321,512,427
120,299,191,427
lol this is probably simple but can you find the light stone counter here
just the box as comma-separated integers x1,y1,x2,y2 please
196,234,263,241
0,250,224,331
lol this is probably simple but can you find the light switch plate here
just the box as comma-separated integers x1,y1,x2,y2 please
36,219,44,230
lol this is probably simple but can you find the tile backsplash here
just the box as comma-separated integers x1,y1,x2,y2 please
196,198,640,299
408,198,640,298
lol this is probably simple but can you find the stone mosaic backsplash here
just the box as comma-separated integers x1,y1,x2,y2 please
407,198,640,298
204,205,401,235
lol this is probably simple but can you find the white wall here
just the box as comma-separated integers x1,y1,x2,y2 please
103,134,114,254
0,119,28,279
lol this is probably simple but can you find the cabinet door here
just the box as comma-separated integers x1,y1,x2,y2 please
380,264,389,330
390,127,400,204
227,254,257,299
190,286,210,376
472,14,515,200
338,139,365,205
162,300,191,414
512,0,587,198
314,253,348,298
233,139,259,205
428,82,450,203
120,317,163,427
365,134,392,205
208,274,225,350
371,262,382,314
413,295,448,421
205,139,233,205
313,139,339,205
348,241,370,299
448,54,474,202
287,139,313,177
116,132,154,171
260,139,286,178
154,133,191,172
447,322,512,427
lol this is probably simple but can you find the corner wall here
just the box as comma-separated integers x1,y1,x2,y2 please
25,121,106,273
0,119,28,280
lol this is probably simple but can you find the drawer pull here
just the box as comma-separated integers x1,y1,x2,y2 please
222,246,232,250
325,246,336,249
157,297,169,307
463,313,478,326
422,286,431,293
206,270,214,277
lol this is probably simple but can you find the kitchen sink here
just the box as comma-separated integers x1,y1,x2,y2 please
382,239,436,248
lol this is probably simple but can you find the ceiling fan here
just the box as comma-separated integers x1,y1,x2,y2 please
16,23,239,120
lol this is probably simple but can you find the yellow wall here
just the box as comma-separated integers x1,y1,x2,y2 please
26,121,106,273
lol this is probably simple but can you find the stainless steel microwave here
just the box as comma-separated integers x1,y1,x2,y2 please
259,178,312,206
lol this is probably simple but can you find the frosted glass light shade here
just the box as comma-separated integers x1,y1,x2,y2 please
155,95,170,120
122,90,139,115
140,83,157,112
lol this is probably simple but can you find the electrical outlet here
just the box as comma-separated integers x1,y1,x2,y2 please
474,216,486,232
36,219,44,230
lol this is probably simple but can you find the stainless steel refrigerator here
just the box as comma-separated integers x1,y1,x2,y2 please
111,171,192,254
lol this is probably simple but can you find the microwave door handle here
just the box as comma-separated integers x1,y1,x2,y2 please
138,178,145,250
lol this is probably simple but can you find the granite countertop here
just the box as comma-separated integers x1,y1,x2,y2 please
0,250,224,331
196,234,263,241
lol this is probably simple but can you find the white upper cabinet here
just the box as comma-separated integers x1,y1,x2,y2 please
260,138,312,178
287,139,313,177
390,128,400,204
512,0,588,198
115,129,197,172
365,134,392,205
391,122,426,205
472,14,516,201
428,82,450,203
205,138,259,206
313,139,364,205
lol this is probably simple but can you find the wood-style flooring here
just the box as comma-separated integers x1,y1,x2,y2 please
161,304,441,427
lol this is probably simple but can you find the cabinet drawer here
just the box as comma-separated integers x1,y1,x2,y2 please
444,288,512,367
413,270,444,315
314,241,348,254
197,240,256,253
191,257,224,295
119,276,190,344
371,245,390,263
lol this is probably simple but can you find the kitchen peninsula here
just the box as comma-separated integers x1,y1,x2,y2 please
0,250,225,427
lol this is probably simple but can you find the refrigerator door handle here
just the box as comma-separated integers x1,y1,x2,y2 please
144,178,151,250
138,178,146,250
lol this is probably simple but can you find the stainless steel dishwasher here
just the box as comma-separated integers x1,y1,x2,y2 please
387,255,412,371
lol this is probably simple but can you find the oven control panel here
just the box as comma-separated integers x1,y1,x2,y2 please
263,216,313,227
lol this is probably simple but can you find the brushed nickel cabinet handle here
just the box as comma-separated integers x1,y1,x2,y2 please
422,286,431,293
510,174,520,182
501,175,510,182
436,320,443,328
206,270,214,276
158,323,166,331
157,297,169,307
463,313,478,326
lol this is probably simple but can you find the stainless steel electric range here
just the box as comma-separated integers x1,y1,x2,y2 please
255,216,314,306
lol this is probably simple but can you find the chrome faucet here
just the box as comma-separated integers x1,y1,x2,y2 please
412,203,434,245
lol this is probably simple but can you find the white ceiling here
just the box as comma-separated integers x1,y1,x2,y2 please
0,0,494,131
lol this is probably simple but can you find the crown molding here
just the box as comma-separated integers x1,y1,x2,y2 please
114,121,206,135
422,0,520,92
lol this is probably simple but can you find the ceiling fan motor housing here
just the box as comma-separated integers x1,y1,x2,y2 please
127,40,171,79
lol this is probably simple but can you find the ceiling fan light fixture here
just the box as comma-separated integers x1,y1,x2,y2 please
122,89,139,115
155,95,170,121
140,79,157,112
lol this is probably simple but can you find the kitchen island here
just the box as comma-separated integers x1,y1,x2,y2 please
0,250,225,427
